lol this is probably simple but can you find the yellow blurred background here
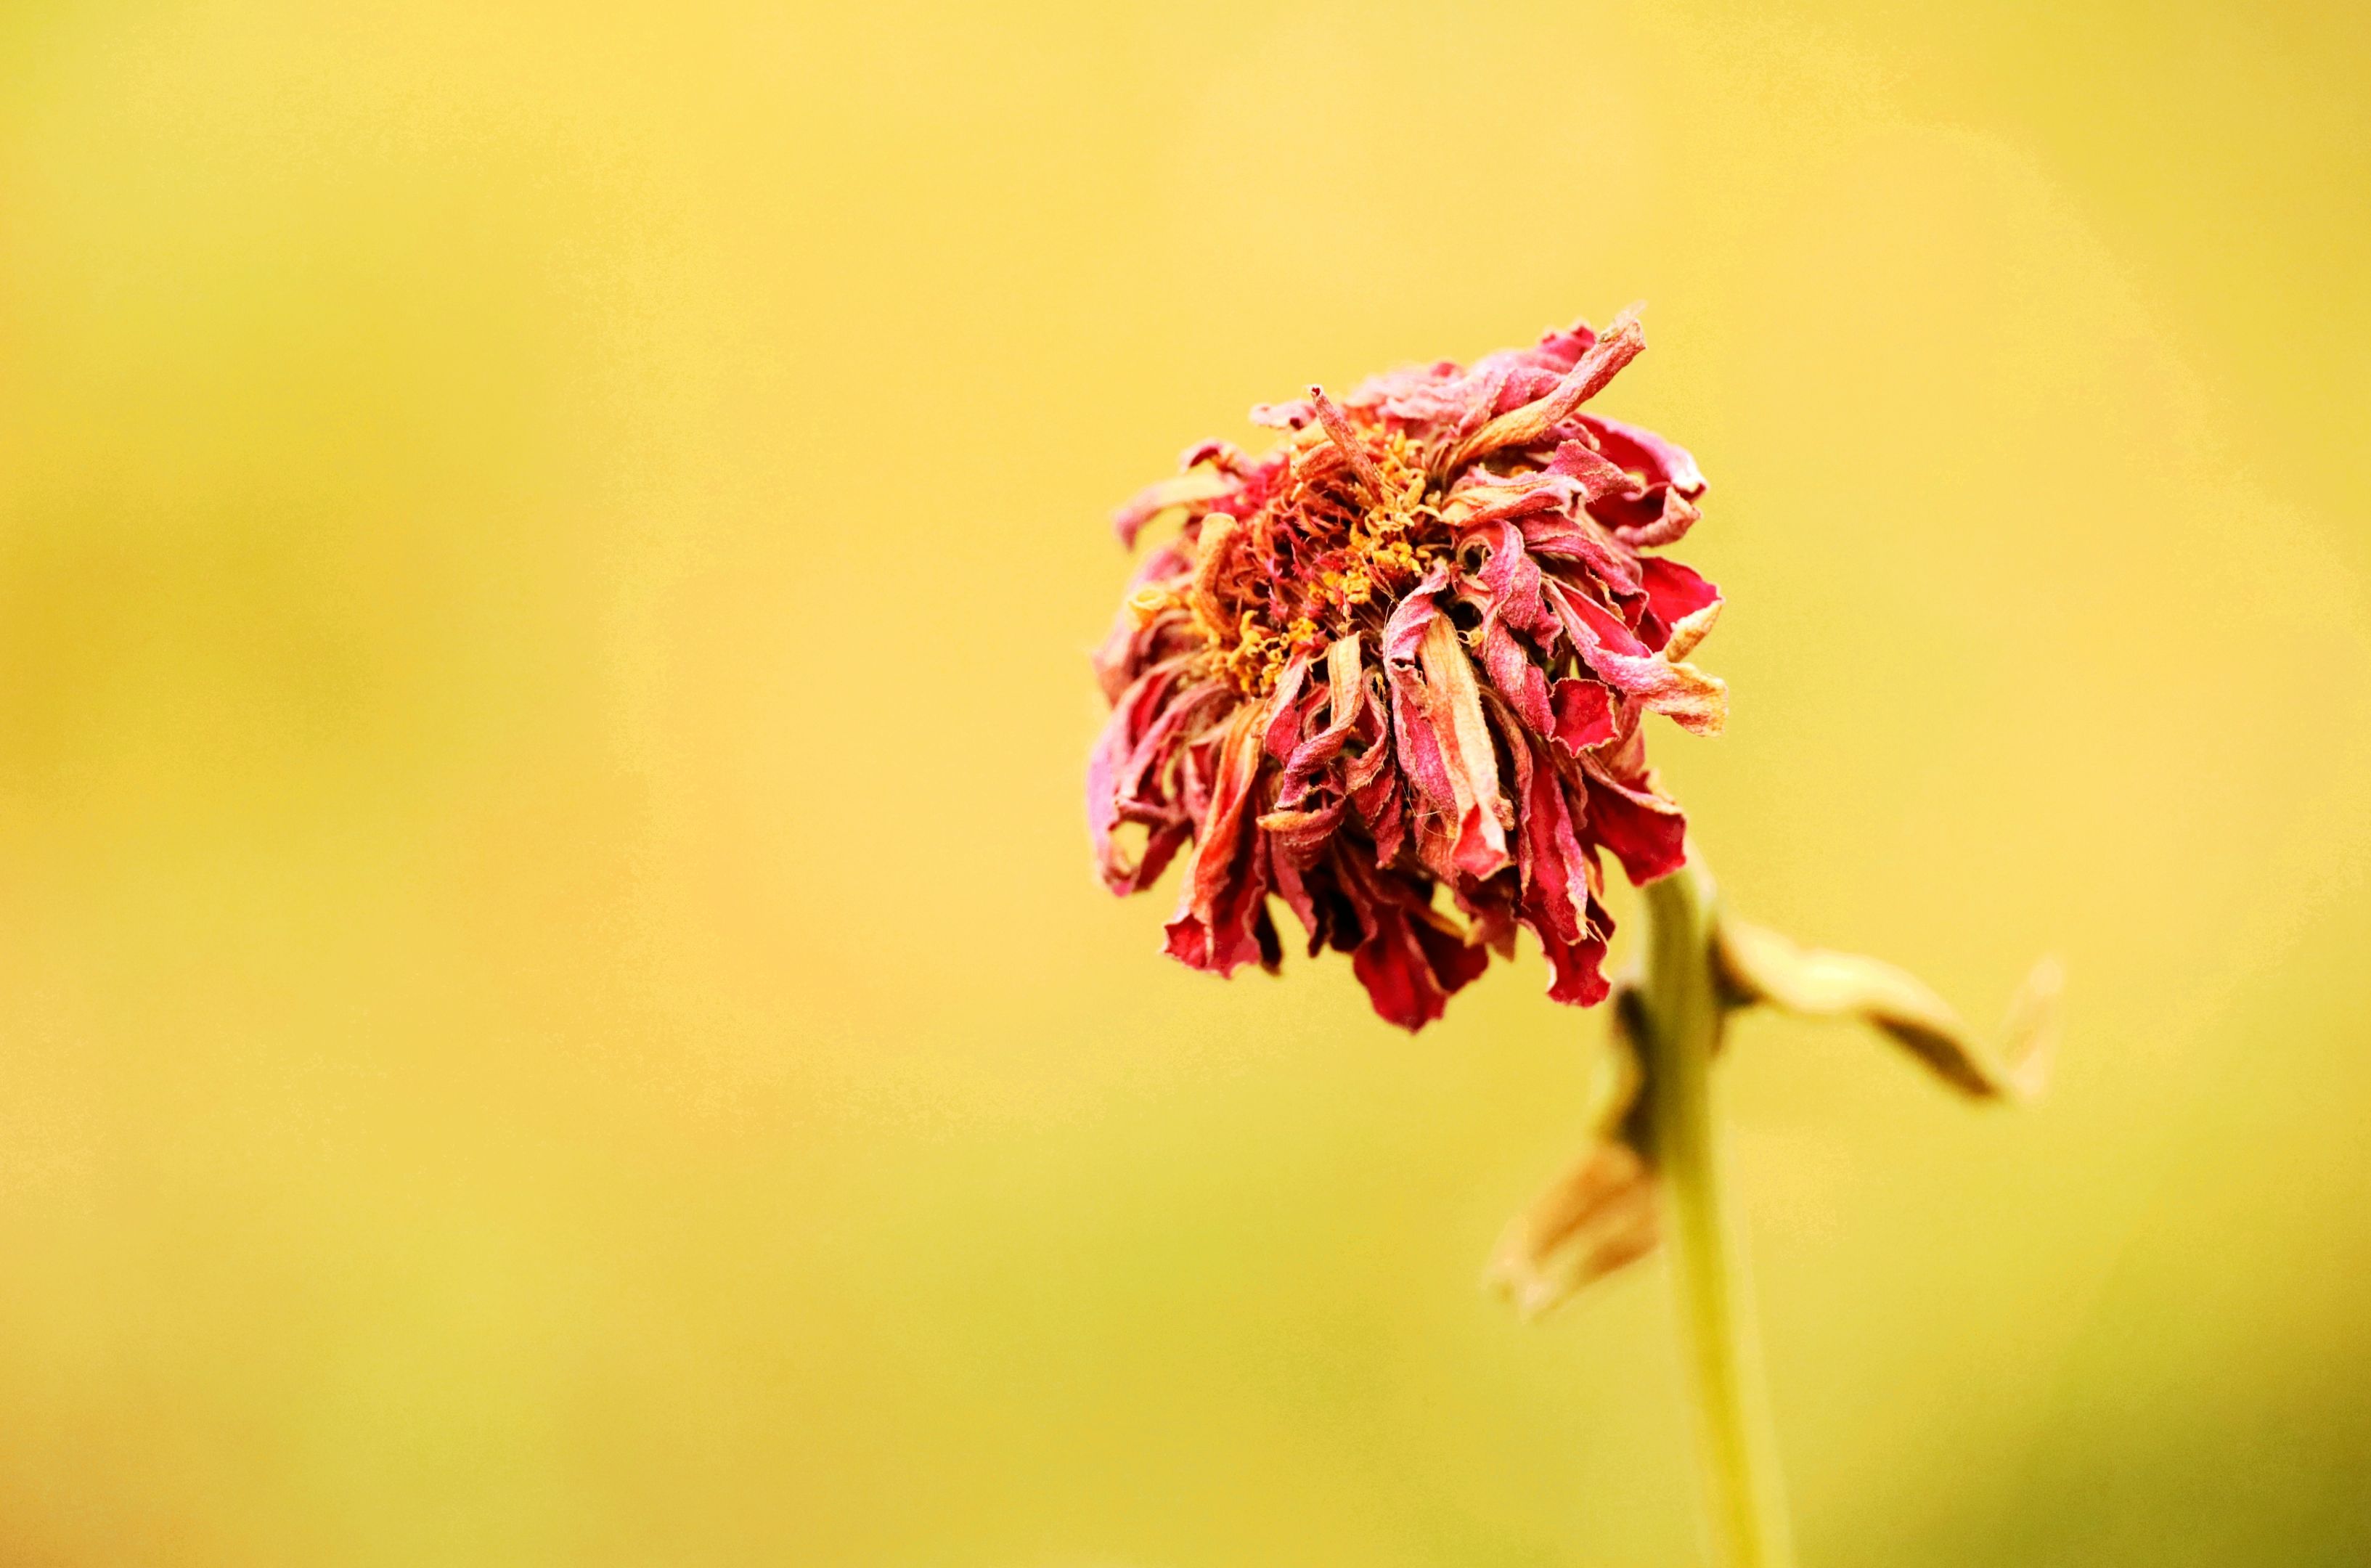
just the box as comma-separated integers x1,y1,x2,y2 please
2,1,2367,1562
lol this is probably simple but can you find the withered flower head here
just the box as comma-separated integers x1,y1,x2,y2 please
1088,310,1726,1029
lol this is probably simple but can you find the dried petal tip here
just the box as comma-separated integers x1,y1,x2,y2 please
1306,385,1389,497
1089,308,1718,1029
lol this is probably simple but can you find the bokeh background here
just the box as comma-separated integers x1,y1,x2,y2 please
2,1,2367,1563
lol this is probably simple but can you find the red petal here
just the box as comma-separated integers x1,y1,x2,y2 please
1583,763,1689,885
1550,678,1617,752
1162,709,1273,974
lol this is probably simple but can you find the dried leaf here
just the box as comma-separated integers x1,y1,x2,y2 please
1485,987,1662,1317
1713,917,2060,1101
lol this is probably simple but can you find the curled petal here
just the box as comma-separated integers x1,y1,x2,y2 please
1713,917,2062,1101
1352,910,1486,1032
1261,835,1326,955
1162,708,1276,976
1609,488,1702,550
1660,598,1721,665
1580,760,1690,886
1259,653,1315,761
1307,385,1392,498
1090,541,1194,702
1514,751,1612,1005
1179,438,1256,477
1638,558,1721,656
1508,735,1587,947
1520,318,1599,376
1335,854,1488,1031
1455,307,1646,466
1086,660,1230,891
1350,757,1406,868
1456,519,1559,641
1112,470,1236,548
1416,615,1512,878
1254,800,1347,857
1186,515,1245,645
1442,469,1579,531
1340,359,1473,428
1549,580,1728,736
1640,560,1721,665
1086,666,1177,859
1546,438,1644,505
1577,412,1705,497
1274,635,1368,801
1578,411,1707,547
1516,509,1643,600
1480,621,1555,735
1379,564,1452,664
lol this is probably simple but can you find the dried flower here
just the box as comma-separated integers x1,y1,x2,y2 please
1088,309,1725,1029
1085,308,2065,1568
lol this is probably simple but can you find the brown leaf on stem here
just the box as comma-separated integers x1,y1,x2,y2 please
1484,987,1663,1318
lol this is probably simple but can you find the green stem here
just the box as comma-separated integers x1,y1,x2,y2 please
1639,861,1796,1568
